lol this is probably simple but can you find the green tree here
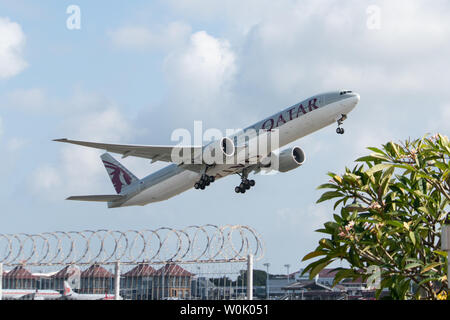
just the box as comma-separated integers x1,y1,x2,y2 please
302,134,450,300
236,269,267,286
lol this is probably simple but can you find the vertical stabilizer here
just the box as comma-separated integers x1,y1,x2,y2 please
101,153,139,194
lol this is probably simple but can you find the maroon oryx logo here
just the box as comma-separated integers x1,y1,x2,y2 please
103,160,133,193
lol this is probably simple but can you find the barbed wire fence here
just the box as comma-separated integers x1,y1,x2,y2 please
0,225,264,300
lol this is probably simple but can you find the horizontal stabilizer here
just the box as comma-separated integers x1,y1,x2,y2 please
66,195,125,202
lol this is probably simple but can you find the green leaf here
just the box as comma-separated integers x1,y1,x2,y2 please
433,250,448,258
309,259,333,279
367,147,387,155
405,263,422,270
333,269,357,286
316,191,344,203
302,250,327,261
366,163,393,175
319,238,334,250
434,161,449,172
355,155,382,163
409,231,416,246
385,220,404,229
316,183,338,190
421,262,443,274
418,277,441,286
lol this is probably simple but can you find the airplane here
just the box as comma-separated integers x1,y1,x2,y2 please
1,288,62,300
63,281,121,300
54,90,360,208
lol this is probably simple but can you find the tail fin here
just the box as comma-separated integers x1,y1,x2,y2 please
63,281,74,296
101,153,139,194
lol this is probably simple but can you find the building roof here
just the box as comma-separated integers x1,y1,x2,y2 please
3,266,37,279
318,268,339,278
341,277,366,284
122,264,157,277
155,263,194,277
81,264,114,278
31,270,59,278
282,280,333,292
52,265,81,279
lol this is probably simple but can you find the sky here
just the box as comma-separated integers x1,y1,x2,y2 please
0,0,449,274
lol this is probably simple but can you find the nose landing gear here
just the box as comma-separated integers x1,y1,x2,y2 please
336,114,347,135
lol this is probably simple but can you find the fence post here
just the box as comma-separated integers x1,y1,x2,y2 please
442,225,450,291
114,261,120,300
0,263,3,301
247,254,253,300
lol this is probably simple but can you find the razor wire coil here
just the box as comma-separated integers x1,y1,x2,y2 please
0,225,264,266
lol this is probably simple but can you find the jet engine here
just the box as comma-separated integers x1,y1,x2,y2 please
271,146,306,172
202,137,235,164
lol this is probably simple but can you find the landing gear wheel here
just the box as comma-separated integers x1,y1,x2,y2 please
194,183,200,189
235,186,241,193
200,184,205,190
249,180,255,187
209,176,215,183
336,127,344,134
240,187,246,193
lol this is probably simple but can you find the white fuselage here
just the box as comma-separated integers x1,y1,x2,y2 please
1,289,62,300
112,91,360,207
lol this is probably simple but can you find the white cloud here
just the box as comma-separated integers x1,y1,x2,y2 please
3,86,121,115
6,88,47,111
30,93,138,198
163,31,237,111
163,1,450,100
0,17,27,79
429,104,450,136
275,204,329,233
6,137,27,152
32,165,62,191
109,21,191,51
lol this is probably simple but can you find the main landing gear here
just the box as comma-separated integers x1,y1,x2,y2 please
194,174,215,190
234,171,255,194
336,114,347,135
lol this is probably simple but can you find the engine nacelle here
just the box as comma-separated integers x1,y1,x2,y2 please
202,137,235,164
272,146,306,172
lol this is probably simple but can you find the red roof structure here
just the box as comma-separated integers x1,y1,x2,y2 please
52,265,81,279
123,264,156,277
81,264,114,278
3,266,36,279
155,263,194,277
318,268,339,278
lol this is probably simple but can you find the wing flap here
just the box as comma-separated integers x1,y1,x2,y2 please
66,195,125,202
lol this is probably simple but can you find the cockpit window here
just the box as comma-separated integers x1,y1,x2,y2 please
340,90,353,95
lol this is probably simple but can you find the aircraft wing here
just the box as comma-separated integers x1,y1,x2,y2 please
53,138,202,164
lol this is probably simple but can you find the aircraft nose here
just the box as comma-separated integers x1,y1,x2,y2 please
351,92,360,105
